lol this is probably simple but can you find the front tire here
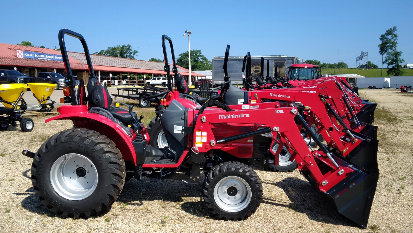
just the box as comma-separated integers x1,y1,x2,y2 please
203,161,262,220
147,117,168,148
31,128,125,218
20,118,34,132
266,143,297,172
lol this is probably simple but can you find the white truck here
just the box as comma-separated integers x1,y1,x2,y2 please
145,76,167,87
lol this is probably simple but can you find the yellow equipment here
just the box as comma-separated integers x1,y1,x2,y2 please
0,84,34,132
27,83,57,112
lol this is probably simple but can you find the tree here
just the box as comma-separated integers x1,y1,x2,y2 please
304,60,321,65
149,58,162,62
95,44,138,59
386,50,404,76
177,50,212,70
379,26,404,76
320,63,335,69
18,41,34,47
336,62,348,69
358,61,378,69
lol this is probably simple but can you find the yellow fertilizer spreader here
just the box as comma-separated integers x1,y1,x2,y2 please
0,84,34,132
28,83,57,112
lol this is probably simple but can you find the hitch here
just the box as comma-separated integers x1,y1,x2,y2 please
22,150,35,158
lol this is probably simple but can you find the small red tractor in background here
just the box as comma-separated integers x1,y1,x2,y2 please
22,29,378,228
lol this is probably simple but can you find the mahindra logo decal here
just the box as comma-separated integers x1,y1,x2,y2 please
270,93,290,98
218,113,250,119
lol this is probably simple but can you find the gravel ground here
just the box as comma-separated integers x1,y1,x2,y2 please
0,89,412,233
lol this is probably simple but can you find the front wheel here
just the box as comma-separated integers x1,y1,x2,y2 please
203,161,262,220
31,128,125,218
20,118,34,132
147,117,168,148
265,143,297,172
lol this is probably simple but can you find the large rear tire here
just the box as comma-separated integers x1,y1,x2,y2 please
31,128,125,218
203,161,262,220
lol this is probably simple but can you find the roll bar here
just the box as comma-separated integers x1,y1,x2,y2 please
162,35,178,91
223,45,230,82
260,57,264,78
58,29,95,105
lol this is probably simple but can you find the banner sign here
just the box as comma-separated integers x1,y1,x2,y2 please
16,50,63,62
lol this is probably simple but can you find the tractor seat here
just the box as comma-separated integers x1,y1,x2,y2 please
193,95,207,104
109,106,137,124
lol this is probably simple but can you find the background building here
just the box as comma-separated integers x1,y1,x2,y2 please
0,43,204,85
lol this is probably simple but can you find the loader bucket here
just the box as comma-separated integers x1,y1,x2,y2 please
358,124,377,140
27,83,57,104
0,83,27,108
302,154,379,228
346,132,379,175
357,101,377,124
326,165,378,229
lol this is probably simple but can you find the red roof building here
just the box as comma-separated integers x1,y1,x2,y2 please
0,43,204,84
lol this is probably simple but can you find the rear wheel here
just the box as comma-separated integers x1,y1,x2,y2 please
20,118,34,132
203,161,262,220
0,123,9,131
31,128,125,218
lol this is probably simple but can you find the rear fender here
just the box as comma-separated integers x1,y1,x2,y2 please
46,110,137,165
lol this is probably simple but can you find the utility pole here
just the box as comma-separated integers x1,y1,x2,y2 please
183,30,192,86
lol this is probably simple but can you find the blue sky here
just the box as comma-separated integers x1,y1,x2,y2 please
1,0,412,67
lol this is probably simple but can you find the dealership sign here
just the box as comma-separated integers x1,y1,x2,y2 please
16,50,63,62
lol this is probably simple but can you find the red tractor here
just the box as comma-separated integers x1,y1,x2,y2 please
22,29,378,228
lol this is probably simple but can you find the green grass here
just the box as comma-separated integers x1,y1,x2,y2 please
374,107,400,124
322,68,413,77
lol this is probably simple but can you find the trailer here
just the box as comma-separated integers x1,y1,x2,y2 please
212,55,301,85
113,86,167,107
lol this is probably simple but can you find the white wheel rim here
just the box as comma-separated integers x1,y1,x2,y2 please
157,129,168,148
141,99,148,107
214,176,252,212
50,153,98,200
271,143,293,166
25,120,33,130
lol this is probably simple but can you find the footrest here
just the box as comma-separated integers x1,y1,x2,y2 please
144,147,176,164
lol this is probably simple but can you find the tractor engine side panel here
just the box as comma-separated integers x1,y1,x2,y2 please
161,100,187,157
